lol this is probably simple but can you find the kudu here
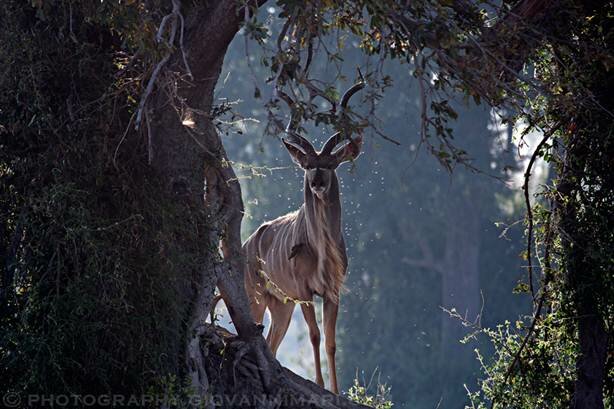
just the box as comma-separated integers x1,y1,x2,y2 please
242,82,364,394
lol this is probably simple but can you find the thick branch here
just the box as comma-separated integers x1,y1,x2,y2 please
202,325,371,409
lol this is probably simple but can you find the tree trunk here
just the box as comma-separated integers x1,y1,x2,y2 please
572,303,607,409
441,204,480,343
440,201,480,401
148,1,251,399
558,145,608,409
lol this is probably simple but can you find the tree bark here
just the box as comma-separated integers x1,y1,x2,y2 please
440,201,480,399
148,1,248,399
558,143,608,409
441,204,480,343
572,304,607,409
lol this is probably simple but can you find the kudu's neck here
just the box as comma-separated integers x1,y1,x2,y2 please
303,172,343,242
301,170,347,303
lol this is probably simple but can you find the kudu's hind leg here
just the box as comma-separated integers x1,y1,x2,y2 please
323,298,339,394
301,302,325,387
266,297,294,356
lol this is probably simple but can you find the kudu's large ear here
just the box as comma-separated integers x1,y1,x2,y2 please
282,138,309,168
333,135,363,166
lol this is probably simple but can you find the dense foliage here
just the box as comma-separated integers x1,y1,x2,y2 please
0,0,208,398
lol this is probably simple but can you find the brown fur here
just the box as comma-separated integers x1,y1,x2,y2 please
244,175,347,305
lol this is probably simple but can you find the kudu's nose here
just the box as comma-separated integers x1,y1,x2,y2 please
311,182,325,192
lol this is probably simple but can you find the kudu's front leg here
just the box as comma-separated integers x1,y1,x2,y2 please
323,298,339,394
301,302,325,387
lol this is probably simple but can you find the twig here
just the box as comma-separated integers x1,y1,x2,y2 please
135,38,174,130
277,12,295,53
417,67,428,143
370,125,401,145
84,214,144,232
299,77,336,107
0,210,25,307
174,0,193,79
113,112,136,170
156,14,174,42
136,0,191,131
303,37,314,75
145,109,153,164
242,1,263,95
522,122,560,301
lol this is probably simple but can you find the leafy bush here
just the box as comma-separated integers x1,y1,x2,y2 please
347,378,393,409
